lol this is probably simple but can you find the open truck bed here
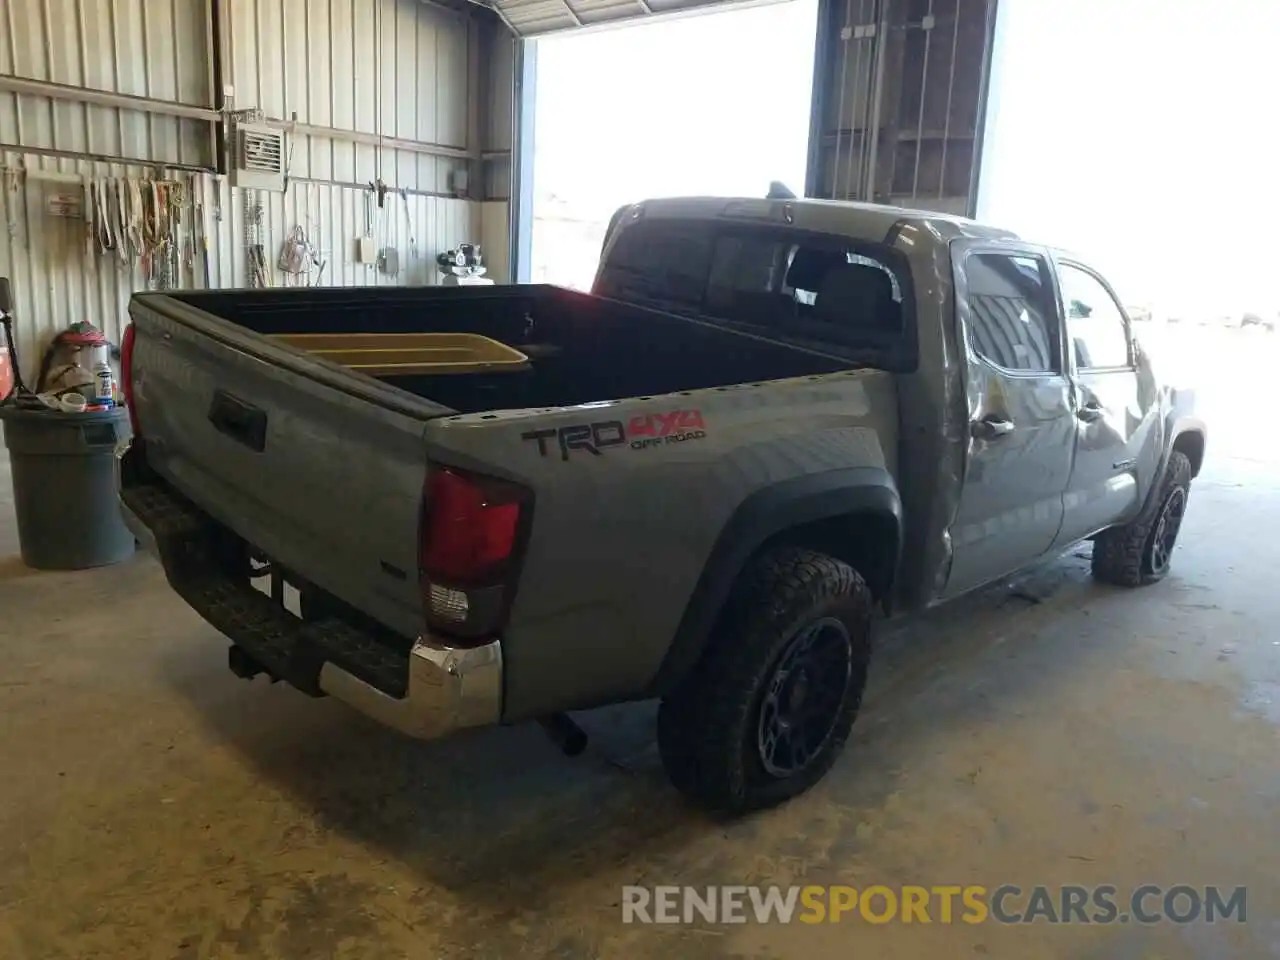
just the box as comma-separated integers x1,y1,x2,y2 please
162,284,854,413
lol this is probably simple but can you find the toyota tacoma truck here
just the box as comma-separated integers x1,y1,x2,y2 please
118,197,1205,813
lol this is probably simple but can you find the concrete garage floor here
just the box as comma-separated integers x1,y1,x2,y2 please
1,331,1278,959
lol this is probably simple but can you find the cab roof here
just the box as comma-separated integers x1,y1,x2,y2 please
630,196,1019,246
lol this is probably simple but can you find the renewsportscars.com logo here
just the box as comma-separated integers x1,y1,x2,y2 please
621,884,1248,926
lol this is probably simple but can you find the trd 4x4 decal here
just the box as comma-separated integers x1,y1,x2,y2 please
523,409,707,461
626,409,706,450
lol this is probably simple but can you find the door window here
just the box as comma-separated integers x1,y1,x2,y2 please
964,253,1059,373
1058,264,1132,370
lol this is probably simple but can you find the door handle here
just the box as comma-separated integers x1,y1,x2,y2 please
970,415,1015,441
1077,402,1104,423
208,390,268,452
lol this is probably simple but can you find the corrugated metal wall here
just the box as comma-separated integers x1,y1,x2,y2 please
807,0,996,213
226,0,470,193
0,0,214,166
484,34,515,202
0,0,484,384
476,30,516,280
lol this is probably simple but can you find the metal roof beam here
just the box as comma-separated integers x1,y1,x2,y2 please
559,0,586,27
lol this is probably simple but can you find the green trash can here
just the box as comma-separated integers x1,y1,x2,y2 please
0,405,135,570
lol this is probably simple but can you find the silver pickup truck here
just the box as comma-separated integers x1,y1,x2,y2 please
118,197,1205,813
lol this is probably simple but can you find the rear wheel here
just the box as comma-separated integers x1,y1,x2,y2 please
1092,451,1192,587
657,547,873,814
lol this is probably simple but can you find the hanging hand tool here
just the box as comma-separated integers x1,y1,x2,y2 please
4,166,23,248
356,189,376,265
196,174,212,287
91,178,107,256
211,174,223,223
115,178,131,266
171,180,193,285
95,177,115,258
109,177,125,263
115,178,126,259
124,178,143,266
139,180,156,282
400,188,417,261
83,176,95,259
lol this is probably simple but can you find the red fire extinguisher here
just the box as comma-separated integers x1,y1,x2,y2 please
0,346,13,401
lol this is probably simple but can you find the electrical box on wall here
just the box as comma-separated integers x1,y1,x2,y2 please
231,123,286,191
449,168,469,197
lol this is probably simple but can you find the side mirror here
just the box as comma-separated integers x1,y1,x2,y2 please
1069,299,1092,319
0,277,11,315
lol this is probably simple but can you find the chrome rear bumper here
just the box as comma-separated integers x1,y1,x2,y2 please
318,636,501,739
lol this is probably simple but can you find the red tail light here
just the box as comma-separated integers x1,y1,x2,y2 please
120,322,139,436
419,467,529,637
421,469,523,582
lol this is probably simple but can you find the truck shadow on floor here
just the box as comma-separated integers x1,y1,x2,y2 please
0,553,41,582
164,548,1147,919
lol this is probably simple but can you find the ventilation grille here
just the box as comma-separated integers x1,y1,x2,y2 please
231,123,286,190
241,130,282,172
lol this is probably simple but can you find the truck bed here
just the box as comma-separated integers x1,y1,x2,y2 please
165,284,854,413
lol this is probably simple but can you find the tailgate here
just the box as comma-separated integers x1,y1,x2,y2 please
126,294,449,639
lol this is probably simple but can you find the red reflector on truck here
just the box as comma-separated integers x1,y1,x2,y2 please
420,468,524,586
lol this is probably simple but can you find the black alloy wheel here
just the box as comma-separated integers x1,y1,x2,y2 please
1148,486,1187,576
756,616,853,778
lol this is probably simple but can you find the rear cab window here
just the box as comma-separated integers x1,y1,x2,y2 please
595,217,917,370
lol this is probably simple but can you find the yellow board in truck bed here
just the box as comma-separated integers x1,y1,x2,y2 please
272,332,530,376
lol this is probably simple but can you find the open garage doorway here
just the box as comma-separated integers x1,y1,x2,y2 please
528,0,819,290
975,0,1280,462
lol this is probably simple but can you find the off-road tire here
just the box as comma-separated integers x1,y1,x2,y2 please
1091,451,1192,587
657,547,873,814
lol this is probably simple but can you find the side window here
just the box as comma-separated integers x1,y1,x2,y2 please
964,253,1059,373
1057,264,1131,370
